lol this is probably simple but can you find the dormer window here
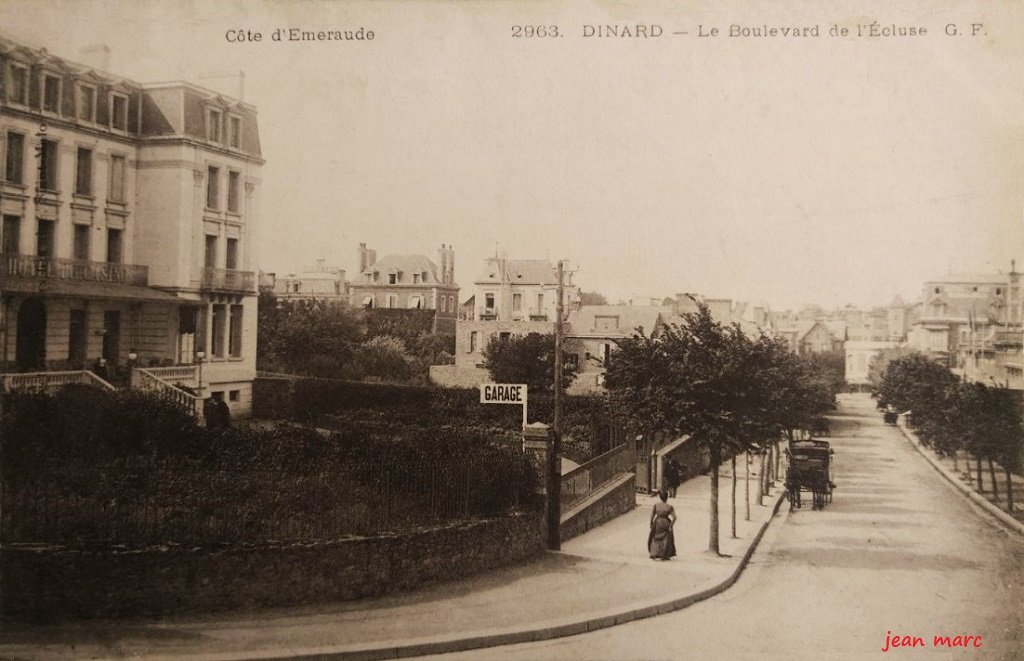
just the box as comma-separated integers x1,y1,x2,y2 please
6,62,28,105
42,73,61,113
412,273,420,284
228,115,242,148
388,273,398,285
207,108,222,143
76,83,96,122
110,93,129,131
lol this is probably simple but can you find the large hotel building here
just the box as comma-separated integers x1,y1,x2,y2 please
0,36,263,416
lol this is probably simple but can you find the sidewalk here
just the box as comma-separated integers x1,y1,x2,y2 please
895,419,1024,534
0,475,787,661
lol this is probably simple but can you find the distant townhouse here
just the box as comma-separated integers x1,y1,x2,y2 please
0,36,263,416
348,243,458,334
264,259,347,303
907,269,1022,372
777,320,836,355
564,305,675,394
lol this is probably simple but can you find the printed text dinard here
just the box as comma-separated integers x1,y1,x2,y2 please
509,22,986,39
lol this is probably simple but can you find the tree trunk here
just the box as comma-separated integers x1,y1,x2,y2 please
731,454,737,538
952,451,959,473
1006,465,1015,513
774,440,782,483
975,454,984,493
988,458,999,501
758,450,766,504
767,443,775,487
709,444,720,555
744,451,751,521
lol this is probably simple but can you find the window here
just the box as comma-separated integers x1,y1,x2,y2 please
106,228,123,263
227,170,240,212
386,294,398,308
469,331,478,353
6,63,28,104
212,304,226,357
42,74,61,113
77,84,96,121
513,293,522,311
207,108,222,143
206,166,219,208
2,215,20,254
229,389,240,402
388,273,398,284
73,224,90,260
499,332,511,341
229,116,242,148
537,293,544,312
485,293,495,310
75,147,93,196
39,139,58,191
204,235,218,268
412,273,420,284
109,154,125,202
110,94,128,131
36,220,55,258
225,238,238,270
4,131,24,184
229,304,243,357
408,295,423,309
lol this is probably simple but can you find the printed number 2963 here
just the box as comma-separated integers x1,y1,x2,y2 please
511,25,561,37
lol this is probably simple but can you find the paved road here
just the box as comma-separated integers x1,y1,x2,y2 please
430,394,1024,660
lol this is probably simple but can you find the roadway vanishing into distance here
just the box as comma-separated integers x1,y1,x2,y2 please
429,394,1024,661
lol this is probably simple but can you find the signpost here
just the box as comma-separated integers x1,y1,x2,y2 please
479,382,528,428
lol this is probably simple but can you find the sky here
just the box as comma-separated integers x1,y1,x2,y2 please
3,0,1022,311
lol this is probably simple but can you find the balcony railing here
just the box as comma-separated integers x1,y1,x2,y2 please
2,370,116,393
1,254,148,286
202,267,256,293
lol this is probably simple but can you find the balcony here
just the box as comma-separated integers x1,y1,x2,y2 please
202,267,256,293
1,253,148,286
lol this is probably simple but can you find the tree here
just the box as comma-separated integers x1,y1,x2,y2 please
605,304,803,555
867,346,916,391
257,296,366,377
355,335,413,382
482,332,578,394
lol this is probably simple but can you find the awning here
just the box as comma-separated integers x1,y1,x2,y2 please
361,295,373,306
2,276,182,303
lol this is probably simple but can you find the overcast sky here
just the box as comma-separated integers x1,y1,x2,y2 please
3,0,1022,310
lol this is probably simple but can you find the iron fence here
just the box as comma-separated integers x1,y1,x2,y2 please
2,455,527,546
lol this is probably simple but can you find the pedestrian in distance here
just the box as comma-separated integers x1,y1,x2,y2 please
664,458,682,497
647,490,677,561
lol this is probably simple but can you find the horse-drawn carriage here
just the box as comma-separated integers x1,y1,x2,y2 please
785,439,834,511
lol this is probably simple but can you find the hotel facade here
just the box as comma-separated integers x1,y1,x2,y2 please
0,37,264,416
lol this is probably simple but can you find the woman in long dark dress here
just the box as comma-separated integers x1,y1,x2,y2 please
647,490,677,560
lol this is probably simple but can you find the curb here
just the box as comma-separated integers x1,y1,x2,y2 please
896,423,1024,538
194,490,790,661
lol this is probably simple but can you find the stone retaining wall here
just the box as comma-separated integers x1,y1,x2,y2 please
2,513,544,622
560,472,636,542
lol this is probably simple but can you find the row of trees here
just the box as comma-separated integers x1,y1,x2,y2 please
876,352,1023,512
603,303,841,554
257,293,455,383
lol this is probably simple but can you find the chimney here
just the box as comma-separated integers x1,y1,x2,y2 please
358,243,376,273
438,244,448,284
446,245,455,284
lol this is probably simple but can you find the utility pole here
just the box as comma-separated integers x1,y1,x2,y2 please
549,259,565,551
